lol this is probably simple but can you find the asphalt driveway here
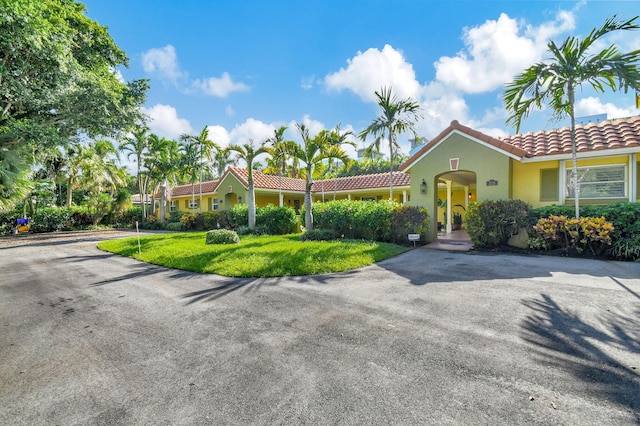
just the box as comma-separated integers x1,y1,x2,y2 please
1,231,639,425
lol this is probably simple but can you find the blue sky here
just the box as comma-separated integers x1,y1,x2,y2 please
83,0,640,159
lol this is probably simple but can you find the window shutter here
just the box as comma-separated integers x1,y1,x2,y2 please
540,168,559,201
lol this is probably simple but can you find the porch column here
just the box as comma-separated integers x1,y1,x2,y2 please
402,190,407,204
446,180,452,234
279,193,284,207
347,194,351,200
630,154,637,202
464,185,469,210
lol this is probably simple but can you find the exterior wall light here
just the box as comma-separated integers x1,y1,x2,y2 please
420,179,427,194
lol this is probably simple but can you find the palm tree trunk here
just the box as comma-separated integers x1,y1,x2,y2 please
248,181,256,228
305,173,313,231
388,131,394,201
66,177,73,207
569,84,580,219
160,178,167,223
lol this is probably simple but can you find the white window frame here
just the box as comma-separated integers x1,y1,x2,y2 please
170,200,177,212
565,164,627,199
212,198,219,211
188,199,199,209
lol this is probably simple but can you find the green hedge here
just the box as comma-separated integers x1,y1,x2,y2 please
205,229,239,244
466,200,531,247
306,200,429,243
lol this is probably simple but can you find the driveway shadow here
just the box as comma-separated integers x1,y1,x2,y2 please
520,294,640,415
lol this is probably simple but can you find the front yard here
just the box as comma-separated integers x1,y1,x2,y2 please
97,233,410,277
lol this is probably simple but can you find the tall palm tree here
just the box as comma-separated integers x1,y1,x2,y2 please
325,123,356,199
120,126,150,218
227,140,269,229
146,135,181,222
359,87,422,200
265,126,297,206
291,123,351,231
180,126,220,213
213,148,238,178
503,15,640,218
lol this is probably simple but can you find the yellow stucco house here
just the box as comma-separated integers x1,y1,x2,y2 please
165,166,411,215
401,115,640,241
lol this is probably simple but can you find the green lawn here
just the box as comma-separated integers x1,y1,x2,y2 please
97,233,410,277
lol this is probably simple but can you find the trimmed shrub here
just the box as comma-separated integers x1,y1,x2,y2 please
256,204,298,234
236,225,268,236
466,200,531,247
181,213,204,231
205,229,239,244
390,206,429,244
309,199,397,241
202,211,230,230
300,229,337,241
165,222,184,231
227,204,249,229
532,215,613,256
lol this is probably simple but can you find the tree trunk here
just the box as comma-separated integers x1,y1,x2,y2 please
305,173,313,231
388,130,394,201
248,181,256,229
66,177,73,207
569,84,580,219
160,179,167,223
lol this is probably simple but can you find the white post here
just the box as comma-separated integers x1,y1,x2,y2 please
446,180,452,234
402,190,407,204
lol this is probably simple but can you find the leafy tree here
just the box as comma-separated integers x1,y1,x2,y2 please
324,123,355,199
503,16,640,218
0,0,148,210
290,123,351,231
227,140,269,229
213,148,238,178
359,87,422,200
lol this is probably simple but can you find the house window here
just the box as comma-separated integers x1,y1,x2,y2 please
170,200,177,212
566,165,626,199
212,198,219,211
361,196,377,201
188,199,199,209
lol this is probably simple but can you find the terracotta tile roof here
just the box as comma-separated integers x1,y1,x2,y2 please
170,180,220,197
311,172,410,192
227,167,307,191
502,115,640,157
401,115,640,171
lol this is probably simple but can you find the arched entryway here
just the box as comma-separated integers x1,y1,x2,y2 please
434,170,476,239
225,192,238,207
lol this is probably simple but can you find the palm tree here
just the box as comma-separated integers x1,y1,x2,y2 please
291,123,351,231
359,87,422,200
325,123,356,199
503,15,640,218
180,126,220,213
265,126,297,206
120,126,150,218
227,140,269,229
146,135,181,222
213,148,238,178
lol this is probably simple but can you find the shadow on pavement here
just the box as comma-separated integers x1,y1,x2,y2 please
520,294,640,415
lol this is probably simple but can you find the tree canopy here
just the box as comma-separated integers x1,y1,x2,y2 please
0,0,148,210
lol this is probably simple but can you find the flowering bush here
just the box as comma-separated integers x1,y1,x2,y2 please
532,215,613,256
205,229,240,245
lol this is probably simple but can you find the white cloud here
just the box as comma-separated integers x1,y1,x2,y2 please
206,125,230,149
225,105,235,116
324,44,422,102
301,75,316,90
192,72,250,97
141,45,185,84
228,118,275,146
434,11,575,94
143,104,192,139
575,96,637,120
